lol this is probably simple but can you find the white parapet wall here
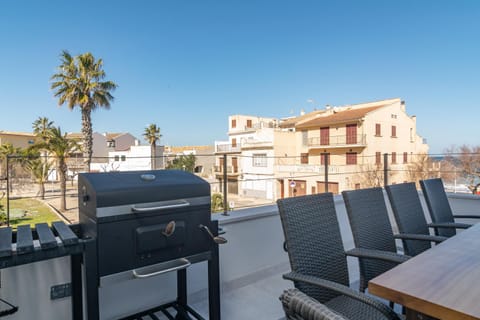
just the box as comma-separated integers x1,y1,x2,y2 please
1,192,479,319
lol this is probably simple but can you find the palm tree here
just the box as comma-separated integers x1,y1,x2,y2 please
33,127,78,211
51,50,117,172
32,117,54,185
33,117,54,141
24,156,51,200
0,143,22,192
143,124,162,170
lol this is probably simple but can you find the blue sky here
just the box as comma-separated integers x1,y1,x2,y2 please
0,1,479,154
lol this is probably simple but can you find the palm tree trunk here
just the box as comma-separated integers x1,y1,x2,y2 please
40,182,45,200
81,108,93,172
58,161,67,211
151,143,156,170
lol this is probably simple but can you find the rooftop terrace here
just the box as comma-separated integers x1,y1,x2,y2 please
1,190,478,319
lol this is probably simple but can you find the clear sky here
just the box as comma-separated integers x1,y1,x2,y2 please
0,1,478,154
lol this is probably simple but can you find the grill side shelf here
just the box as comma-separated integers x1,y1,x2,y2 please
52,221,79,246
0,227,12,258
0,222,85,269
35,223,58,250
16,225,34,255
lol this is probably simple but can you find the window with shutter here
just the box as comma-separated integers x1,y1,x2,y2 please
346,152,357,165
391,125,397,137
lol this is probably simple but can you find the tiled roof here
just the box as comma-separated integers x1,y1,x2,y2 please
0,131,35,137
296,104,387,129
66,133,83,140
105,133,123,140
170,145,211,152
68,132,127,140
279,110,325,128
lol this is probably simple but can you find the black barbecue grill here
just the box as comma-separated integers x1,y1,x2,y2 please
78,170,223,320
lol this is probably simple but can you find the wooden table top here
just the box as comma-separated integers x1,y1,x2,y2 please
369,223,480,320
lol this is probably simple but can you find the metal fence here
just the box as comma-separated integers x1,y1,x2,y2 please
0,151,477,225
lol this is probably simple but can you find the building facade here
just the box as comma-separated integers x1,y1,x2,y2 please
277,98,429,196
0,131,37,149
216,98,429,201
214,115,282,198
104,145,165,172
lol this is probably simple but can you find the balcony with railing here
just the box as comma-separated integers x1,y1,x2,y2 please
308,134,367,149
214,165,239,174
214,142,242,154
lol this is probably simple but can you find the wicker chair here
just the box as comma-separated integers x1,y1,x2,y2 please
385,182,447,256
277,193,400,320
342,187,410,293
280,288,349,320
420,178,479,237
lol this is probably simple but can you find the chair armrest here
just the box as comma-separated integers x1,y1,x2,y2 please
393,233,448,243
283,271,401,320
427,222,471,229
280,288,349,320
345,248,410,264
453,214,480,220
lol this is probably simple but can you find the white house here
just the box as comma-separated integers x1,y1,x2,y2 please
101,145,165,172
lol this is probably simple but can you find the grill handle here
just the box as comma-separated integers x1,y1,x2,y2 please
131,200,190,213
132,258,191,278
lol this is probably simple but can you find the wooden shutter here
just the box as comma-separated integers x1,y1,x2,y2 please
346,124,357,144
320,127,330,145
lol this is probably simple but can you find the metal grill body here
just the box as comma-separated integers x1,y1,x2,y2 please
78,170,220,320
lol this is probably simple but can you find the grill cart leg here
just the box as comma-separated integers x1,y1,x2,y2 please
208,224,221,320
176,268,191,320
71,253,83,320
84,238,100,320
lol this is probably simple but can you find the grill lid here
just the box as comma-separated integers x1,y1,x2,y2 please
79,170,210,208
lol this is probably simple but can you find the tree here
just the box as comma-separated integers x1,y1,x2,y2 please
32,127,78,211
32,117,54,190
166,154,196,172
51,50,117,171
355,163,384,188
143,124,162,170
444,145,480,194
0,143,22,192
24,155,52,200
33,117,54,141
406,153,436,183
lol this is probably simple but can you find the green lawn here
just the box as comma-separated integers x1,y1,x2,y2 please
0,198,60,228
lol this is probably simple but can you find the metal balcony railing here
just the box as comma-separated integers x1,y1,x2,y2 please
215,144,241,153
214,165,239,174
308,134,367,148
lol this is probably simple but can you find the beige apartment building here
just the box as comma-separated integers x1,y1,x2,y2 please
0,131,37,149
276,98,429,196
215,98,429,201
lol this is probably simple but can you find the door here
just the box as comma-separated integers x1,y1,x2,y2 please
279,179,285,199
317,181,339,195
219,157,224,172
232,157,238,173
320,127,330,145
346,124,357,144
289,180,306,197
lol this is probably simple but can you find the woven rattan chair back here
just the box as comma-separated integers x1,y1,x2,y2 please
277,193,349,304
342,187,398,292
385,182,431,256
420,178,456,237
